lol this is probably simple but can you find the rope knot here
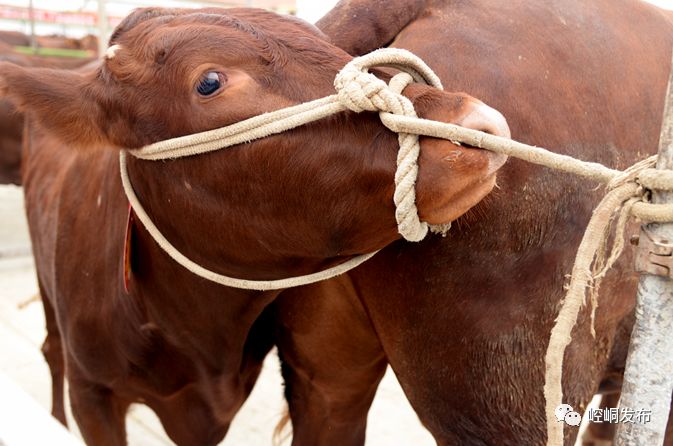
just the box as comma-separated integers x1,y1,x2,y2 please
334,48,443,116
334,66,393,113
333,49,447,242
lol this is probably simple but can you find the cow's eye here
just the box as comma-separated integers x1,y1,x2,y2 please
196,71,223,96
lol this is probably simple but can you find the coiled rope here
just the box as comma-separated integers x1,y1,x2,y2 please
119,48,673,445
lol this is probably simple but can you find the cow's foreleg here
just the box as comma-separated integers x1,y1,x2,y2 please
274,278,387,446
278,356,386,446
67,363,130,446
39,287,67,425
148,386,229,446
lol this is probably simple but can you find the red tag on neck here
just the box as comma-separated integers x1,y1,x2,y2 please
123,203,134,294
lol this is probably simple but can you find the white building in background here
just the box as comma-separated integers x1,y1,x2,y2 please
0,0,331,55
295,0,337,23
0,0,324,39
0,0,669,42
647,0,673,8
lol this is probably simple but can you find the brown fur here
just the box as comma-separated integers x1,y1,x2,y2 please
1,7,508,446
0,45,93,185
272,1,673,445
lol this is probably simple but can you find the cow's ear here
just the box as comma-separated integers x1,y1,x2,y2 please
0,62,112,150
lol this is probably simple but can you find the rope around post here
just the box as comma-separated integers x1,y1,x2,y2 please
120,48,673,444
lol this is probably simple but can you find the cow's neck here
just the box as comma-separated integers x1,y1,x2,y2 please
129,218,279,367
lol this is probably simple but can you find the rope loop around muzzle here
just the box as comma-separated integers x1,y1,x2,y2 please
334,49,446,241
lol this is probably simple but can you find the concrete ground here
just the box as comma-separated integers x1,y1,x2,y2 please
0,184,434,446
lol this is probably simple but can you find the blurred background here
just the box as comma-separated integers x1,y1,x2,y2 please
0,0,669,63
0,0,340,59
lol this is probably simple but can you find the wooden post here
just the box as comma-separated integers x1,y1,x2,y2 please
97,0,107,58
615,52,673,445
28,0,37,54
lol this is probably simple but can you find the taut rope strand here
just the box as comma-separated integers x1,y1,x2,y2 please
120,48,673,445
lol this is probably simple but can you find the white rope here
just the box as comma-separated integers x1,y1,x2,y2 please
120,151,378,290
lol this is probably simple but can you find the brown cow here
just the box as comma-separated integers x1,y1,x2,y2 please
0,7,509,446
0,30,98,54
0,31,30,47
0,97,21,185
0,44,30,185
272,1,673,445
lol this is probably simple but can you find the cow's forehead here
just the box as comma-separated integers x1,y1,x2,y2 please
116,13,260,52
108,11,310,69
103,14,274,85
98,6,350,111
103,9,344,88
111,8,306,51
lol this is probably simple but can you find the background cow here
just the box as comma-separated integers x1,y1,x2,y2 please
0,30,98,54
272,1,673,445
0,7,509,446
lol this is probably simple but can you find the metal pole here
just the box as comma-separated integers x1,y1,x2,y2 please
615,52,673,445
28,0,37,54
97,0,107,57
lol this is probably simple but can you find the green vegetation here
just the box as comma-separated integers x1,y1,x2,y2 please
13,45,92,59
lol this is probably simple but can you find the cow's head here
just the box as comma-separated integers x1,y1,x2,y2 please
0,8,509,279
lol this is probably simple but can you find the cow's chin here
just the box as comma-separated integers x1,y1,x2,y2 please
422,171,498,224
415,138,507,225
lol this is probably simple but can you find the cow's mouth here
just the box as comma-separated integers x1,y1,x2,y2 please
424,169,500,225
419,142,507,225
459,143,508,176
415,120,510,227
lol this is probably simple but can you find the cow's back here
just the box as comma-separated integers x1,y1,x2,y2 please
346,1,673,444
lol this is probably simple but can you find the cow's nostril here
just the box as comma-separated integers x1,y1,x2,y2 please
459,101,511,139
